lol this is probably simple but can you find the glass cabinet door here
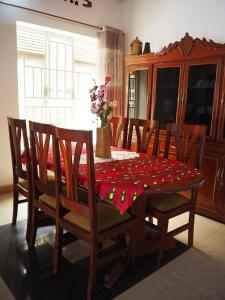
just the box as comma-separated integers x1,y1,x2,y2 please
153,66,181,129
128,70,148,119
184,63,217,136
217,67,225,142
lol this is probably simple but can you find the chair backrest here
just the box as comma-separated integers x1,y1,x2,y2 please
164,123,206,169
54,127,97,234
110,117,128,148
29,121,55,196
127,118,159,154
7,117,31,182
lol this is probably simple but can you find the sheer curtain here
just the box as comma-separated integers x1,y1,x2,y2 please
97,26,124,116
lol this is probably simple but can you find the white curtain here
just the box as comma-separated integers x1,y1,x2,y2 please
97,26,124,116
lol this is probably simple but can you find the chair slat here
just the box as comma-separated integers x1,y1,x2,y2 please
110,117,128,148
127,118,159,154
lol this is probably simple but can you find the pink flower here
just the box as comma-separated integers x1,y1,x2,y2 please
89,75,113,127
105,76,111,84
90,102,99,113
99,85,105,91
96,98,102,107
97,89,104,99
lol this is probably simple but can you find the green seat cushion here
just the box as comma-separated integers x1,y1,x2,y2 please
63,201,132,232
148,193,190,212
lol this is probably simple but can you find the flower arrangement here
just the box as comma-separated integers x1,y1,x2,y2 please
89,76,113,128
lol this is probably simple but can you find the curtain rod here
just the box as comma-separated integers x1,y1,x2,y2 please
0,1,103,31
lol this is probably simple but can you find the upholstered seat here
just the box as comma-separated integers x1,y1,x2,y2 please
64,201,132,232
149,193,190,212
18,179,29,190
39,194,56,209
40,186,89,210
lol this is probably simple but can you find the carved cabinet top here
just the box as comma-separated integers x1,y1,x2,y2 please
125,33,225,66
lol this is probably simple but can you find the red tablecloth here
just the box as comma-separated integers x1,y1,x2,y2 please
22,147,200,214
78,156,200,214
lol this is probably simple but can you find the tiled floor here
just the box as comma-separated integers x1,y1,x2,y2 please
0,193,225,300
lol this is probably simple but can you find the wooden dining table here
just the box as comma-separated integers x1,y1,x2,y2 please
23,146,205,287
75,148,204,287
35,146,204,247
87,149,204,286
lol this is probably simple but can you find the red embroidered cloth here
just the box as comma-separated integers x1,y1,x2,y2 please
22,148,200,214
78,156,201,214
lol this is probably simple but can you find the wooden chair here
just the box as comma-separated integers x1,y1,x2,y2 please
28,121,57,249
7,117,32,240
110,116,128,148
52,127,137,300
147,123,206,264
126,118,159,154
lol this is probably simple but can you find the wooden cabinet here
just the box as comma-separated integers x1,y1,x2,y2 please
125,33,225,222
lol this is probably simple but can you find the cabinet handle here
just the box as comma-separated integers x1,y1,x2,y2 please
222,94,225,110
177,94,181,107
182,93,186,106
216,167,221,182
220,168,224,184
178,94,182,106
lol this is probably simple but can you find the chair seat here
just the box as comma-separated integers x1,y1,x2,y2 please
64,201,132,232
39,194,56,209
148,193,191,213
62,186,90,204
39,186,90,210
18,179,28,190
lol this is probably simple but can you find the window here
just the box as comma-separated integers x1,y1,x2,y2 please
17,21,97,130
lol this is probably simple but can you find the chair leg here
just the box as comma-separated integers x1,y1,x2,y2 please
52,223,63,274
158,214,168,265
26,194,33,243
87,244,98,300
129,227,137,269
188,189,198,246
188,210,195,246
12,186,18,225
28,206,38,250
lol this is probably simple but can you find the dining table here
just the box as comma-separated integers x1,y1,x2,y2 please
75,147,204,286
46,146,204,279
23,146,205,287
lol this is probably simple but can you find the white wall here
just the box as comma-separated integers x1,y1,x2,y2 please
2,0,225,187
0,0,123,187
121,0,225,54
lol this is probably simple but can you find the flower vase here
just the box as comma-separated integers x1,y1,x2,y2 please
95,127,111,158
